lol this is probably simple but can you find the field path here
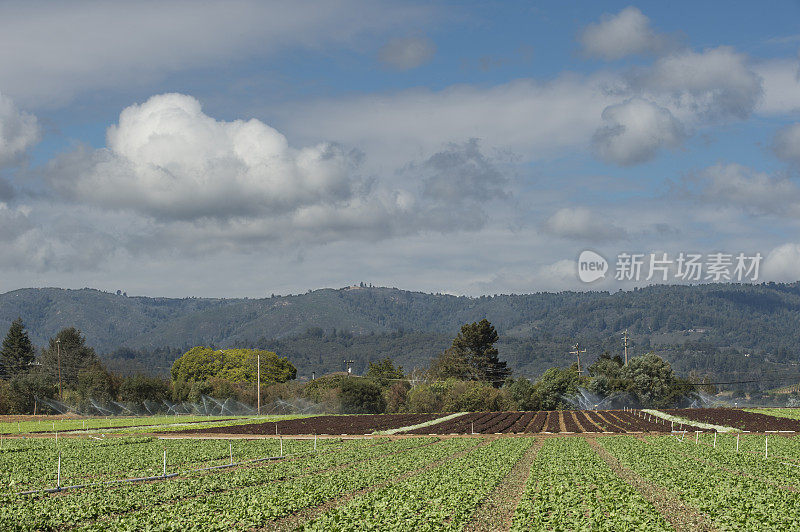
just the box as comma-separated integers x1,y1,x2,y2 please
464,439,541,532
587,438,716,532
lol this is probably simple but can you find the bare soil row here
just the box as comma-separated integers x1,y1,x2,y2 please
662,408,800,432
179,413,442,435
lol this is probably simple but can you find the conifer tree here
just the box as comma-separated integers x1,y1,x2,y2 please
1,318,36,378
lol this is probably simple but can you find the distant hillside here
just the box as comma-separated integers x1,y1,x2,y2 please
2,283,800,388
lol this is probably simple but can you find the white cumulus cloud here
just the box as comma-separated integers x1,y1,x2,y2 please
51,93,358,221
763,243,800,282
580,6,668,60
593,98,684,166
47,93,505,252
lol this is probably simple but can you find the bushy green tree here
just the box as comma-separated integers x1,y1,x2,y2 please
441,379,514,412
620,353,682,408
532,365,584,410
7,371,56,414
76,362,115,402
119,374,171,403
384,381,410,413
505,377,538,410
339,378,385,413
587,353,627,398
171,347,296,384
1,318,35,378
404,383,442,413
365,357,404,386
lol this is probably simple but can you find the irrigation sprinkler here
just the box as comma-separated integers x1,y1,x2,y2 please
471,422,475,435
765,435,769,459
163,448,167,477
280,436,283,457
314,433,317,452
713,432,717,448
736,433,740,452
695,431,699,444
229,442,233,465
57,452,61,489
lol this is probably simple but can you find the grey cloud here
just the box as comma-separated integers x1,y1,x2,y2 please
0,203,115,272
593,97,685,166
773,123,800,165
378,36,436,70
0,92,39,165
633,47,762,121
420,139,509,203
688,163,800,217
0,1,432,106
543,207,628,242
0,178,14,201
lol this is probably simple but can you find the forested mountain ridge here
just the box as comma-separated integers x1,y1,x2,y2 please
1,283,800,387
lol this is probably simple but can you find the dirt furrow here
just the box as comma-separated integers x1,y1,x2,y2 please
587,438,716,532
463,439,541,532
264,438,489,531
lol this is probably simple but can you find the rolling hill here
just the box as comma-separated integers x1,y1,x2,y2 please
2,283,800,387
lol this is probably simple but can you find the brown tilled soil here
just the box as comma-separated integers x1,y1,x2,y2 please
587,438,716,531
179,413,442,436
570,411,588,432
463,440,541,532
663,408,800,432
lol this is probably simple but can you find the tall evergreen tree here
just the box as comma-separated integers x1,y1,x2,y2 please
41,327,99,389
1,318,35,378
431,319,511,387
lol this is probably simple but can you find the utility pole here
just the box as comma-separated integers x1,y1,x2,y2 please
56,337,62,401
570,343,587,375
257,352,261,416
623,329,629,366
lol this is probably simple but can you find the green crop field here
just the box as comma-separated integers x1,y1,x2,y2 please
2,429,800,530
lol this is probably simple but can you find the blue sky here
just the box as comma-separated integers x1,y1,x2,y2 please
1,1,800,297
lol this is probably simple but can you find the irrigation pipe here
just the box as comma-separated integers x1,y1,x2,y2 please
17,450,310,496
18,473,179,495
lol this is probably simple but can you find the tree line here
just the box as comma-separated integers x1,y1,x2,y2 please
0,317,746,415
